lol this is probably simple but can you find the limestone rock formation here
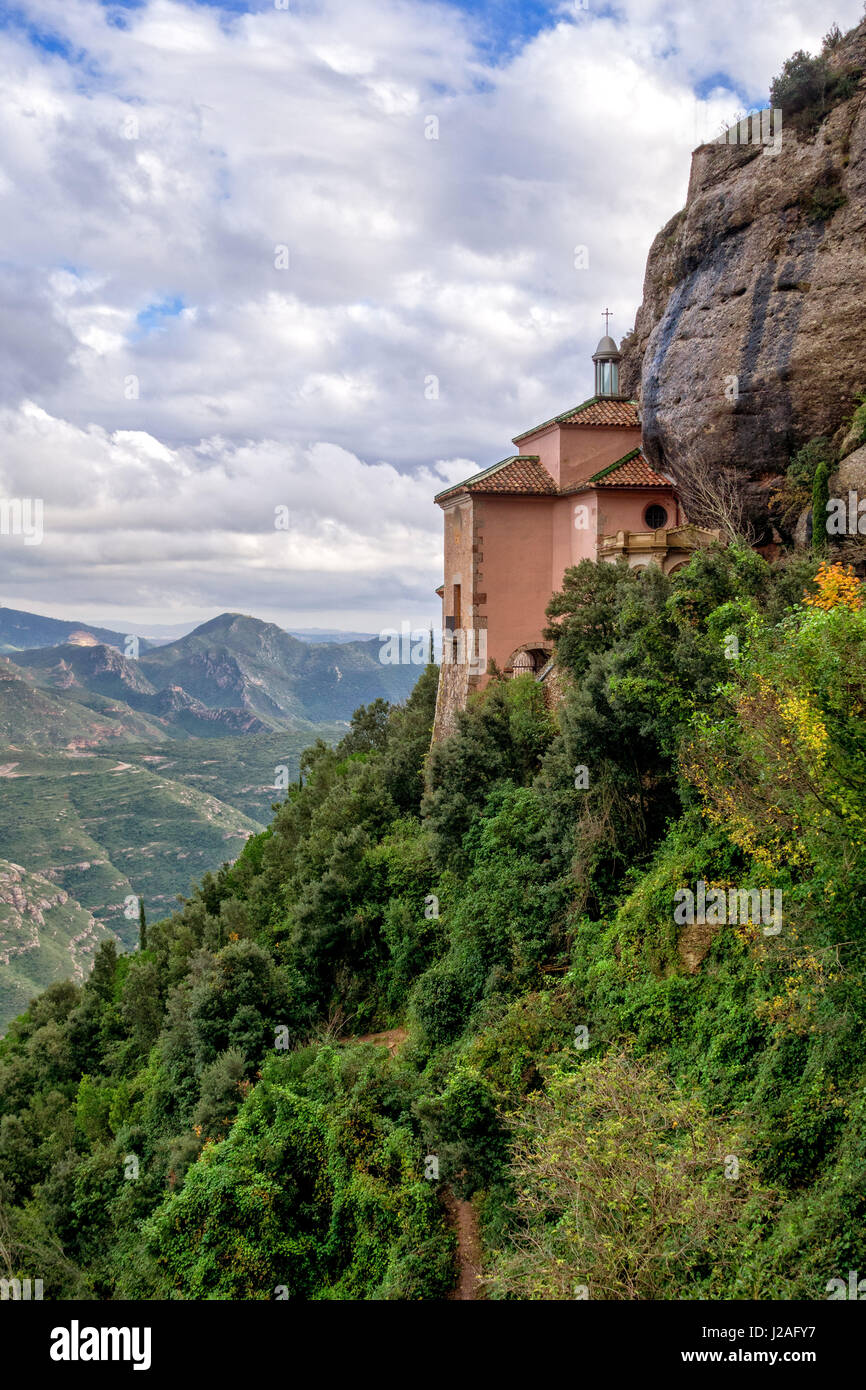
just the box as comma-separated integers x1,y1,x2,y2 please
835,441,866,495
621,20,866,535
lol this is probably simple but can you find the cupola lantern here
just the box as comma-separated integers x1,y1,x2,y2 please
592,308,622,398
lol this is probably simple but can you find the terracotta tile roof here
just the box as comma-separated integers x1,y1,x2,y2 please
434,446,672,506
589,448,672,488
435,455,557,502
513,395,639,442
558,397,641,428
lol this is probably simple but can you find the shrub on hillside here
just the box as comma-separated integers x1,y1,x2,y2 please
486,1051,775,1300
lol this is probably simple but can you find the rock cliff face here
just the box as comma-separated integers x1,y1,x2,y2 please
622,21,866,533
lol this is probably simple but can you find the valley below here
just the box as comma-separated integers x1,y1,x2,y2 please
0,606,413,1030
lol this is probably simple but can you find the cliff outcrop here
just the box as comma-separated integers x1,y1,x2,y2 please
622,20,866,536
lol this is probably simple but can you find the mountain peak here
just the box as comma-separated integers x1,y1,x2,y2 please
188,612,279,638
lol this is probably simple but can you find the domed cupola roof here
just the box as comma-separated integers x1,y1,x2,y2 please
592,334,620,359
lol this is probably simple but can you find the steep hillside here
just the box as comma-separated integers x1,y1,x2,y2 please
621,19,866,530
3,553,865,1302
145,686,268,737
0,660,169,748
14,641,159,701
7,645,269,737
0,860,112,1026
0,611,380,1026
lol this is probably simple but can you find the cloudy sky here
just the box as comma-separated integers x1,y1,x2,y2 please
0,0,860,634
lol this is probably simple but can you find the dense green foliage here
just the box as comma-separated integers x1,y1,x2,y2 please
2,547,865,1300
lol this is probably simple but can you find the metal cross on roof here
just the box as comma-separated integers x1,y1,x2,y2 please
602,307,613,334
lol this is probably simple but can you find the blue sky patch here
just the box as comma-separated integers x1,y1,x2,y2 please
0,7,76,60
134,296,187,338
694,69,767,110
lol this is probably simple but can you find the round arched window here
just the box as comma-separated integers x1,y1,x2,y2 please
645,504,668,530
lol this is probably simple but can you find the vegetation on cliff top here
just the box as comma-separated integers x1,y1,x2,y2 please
770,23,864,138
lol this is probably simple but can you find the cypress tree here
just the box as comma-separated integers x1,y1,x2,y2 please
812,460,830,549
138,896,147,952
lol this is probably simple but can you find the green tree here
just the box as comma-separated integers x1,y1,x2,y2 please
812,459,830,550
770,50,828,113
192,1048,248,1141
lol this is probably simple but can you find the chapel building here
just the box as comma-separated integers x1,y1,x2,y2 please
432,327,719,740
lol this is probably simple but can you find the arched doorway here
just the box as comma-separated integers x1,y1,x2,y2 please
507,646,550,678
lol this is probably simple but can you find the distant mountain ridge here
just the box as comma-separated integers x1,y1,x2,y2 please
137,612,418,723
1,608,418,726
0,606,151,654
287,628,377,643
0,605,378,654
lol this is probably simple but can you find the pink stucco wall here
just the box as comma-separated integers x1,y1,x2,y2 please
551,491,595,579
437,418,679,692
514,423,641,490
560,426,643,490
473,495,553,671
594,488,678,541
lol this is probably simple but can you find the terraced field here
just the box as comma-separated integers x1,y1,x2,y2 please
0,727,341,1029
